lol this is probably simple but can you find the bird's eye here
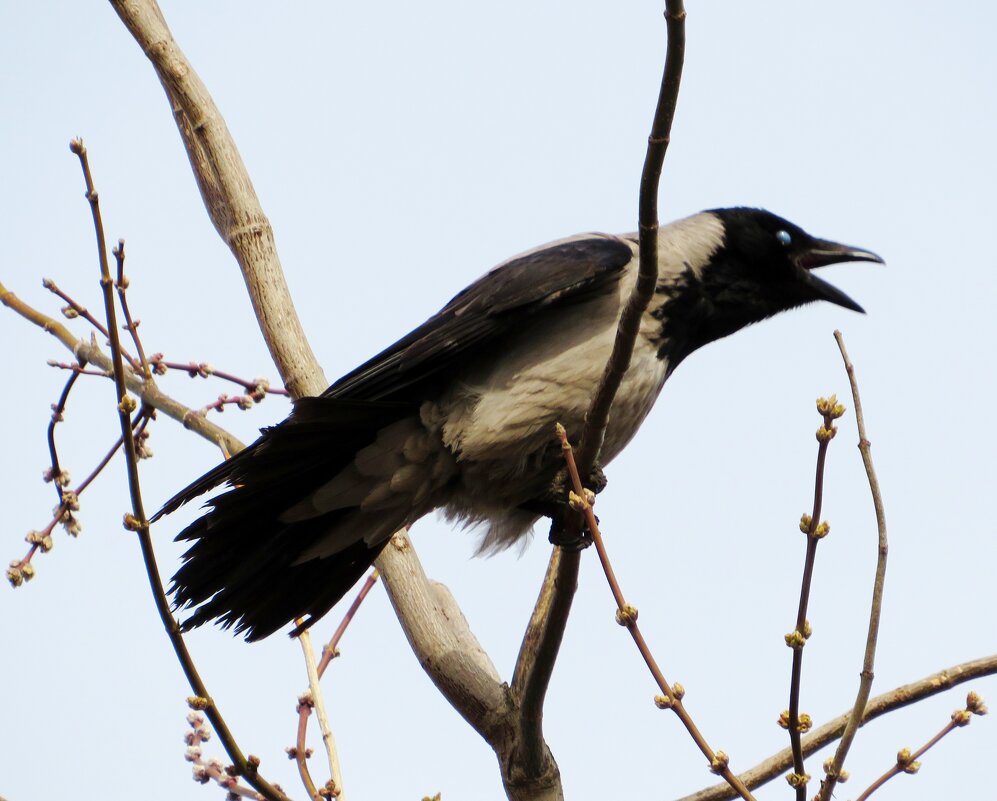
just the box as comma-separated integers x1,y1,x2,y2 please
775,230,792,246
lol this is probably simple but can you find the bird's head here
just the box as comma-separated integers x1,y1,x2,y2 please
651,207,883,368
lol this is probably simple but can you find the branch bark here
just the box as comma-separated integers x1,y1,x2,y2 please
108,0,324,400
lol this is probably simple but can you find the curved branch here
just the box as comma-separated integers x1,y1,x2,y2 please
108,0,325,400
674,654,997,801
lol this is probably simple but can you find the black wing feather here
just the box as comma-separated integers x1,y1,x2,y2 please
324,236,633,401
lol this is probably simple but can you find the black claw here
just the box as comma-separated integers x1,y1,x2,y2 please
519,461,607,550
547,512,594,551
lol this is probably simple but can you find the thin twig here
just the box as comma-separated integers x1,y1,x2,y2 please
69,137,289,801
46,370,81,507
317,571,380,677
853,694,986,801
114,239,153,378
556,424,755,801
290,571,378,801
150,355,288,397
814,332,890,800
42,277,112,340
47,360,113,377
297,628,343,800
8,397,151,584
0,280,244,456
510,2,687,782
675,658,997,801
785,397,844,797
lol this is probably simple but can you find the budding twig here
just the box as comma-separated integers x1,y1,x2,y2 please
148,355,288,397
784,394,845,798
296,630,343,800
678,657,997,801
186,712,266,800
556,423,756,801
292,571,378,800
853,692,987,801
70,137,289,801
113,240,153,378
511,4,688,786
814,331,890,801
7,386,152,585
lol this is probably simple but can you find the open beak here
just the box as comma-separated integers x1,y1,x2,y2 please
795,238,884,314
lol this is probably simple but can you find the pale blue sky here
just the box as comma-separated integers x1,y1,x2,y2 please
3,3,995,800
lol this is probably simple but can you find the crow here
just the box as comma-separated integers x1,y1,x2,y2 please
155,207,881,640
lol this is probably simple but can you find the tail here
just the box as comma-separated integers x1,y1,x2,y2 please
154,397,419,641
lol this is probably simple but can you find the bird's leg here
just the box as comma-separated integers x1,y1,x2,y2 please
520,463,607,550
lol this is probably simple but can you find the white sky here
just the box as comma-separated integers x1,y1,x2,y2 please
3,3,995,800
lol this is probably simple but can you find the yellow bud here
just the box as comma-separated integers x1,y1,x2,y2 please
709,752,730,774
952,709,972,727
786,772,811,788
615,604,638,627
967,691,988,715
816,425,838,442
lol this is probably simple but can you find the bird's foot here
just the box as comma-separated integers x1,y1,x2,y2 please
547,511,596,550
527,462,607,550
542,463,607,505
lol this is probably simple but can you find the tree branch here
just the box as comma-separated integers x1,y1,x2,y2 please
785,397,844,798
557,425,755,801
674,655,997,801
108,0,325,400
508,3,688,792
0,278,244,456
815,331,890,800
70,137,289,801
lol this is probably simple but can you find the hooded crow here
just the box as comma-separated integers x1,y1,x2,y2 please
155,207,881,640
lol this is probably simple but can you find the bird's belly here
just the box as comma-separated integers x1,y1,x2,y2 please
431,331,669,509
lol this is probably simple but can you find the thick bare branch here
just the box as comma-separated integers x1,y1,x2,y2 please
108,0,325,400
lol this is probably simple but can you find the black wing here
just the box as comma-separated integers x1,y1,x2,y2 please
324,235,634,401
153,233,633,640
